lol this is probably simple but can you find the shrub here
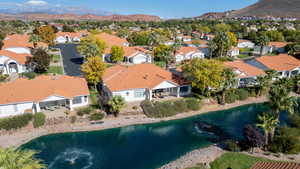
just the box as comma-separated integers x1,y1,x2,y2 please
288,114,300,128
185,98,202,111
225,90,237,104
89,113,104,121
0,74,8,82
225,140,241,152
269,127,300,154
173,100,188,113
33,112,46,128
141,98,202,118
70,116,77,124
235,89,249,101
77,107,95,116
0,113,33,130
21,72,37,80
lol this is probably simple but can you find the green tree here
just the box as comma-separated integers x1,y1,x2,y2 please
29,33,41,48
220,68,237,104
214,23,231,33
110,46,124,63
153,44,173,70
210,32,231,57
183,59,224,95
256,70,278,96
0,147,46,169
265,30,284,42
77,36,106,58
255,34,270,56
81,56,106,89
256,112,279,146
108,95,126,117
26,48,51,73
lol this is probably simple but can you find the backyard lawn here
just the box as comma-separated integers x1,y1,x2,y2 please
187,152,273,169
47,66,64,74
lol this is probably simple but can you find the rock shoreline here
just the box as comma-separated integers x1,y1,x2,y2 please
159,145,224,169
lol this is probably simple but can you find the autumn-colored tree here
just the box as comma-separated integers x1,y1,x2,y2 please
182,58,225,95
227,32,238,47
37,25,56,45
81,56,106,89
77,36,106,58
110,46,124,63
153,44,173,70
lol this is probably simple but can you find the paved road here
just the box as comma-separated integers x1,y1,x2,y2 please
54,44,84,77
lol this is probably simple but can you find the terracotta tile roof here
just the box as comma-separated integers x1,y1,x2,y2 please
102,64,188,91
256,54,300,71
94,32,128,54
123,46,148,57
224,60,266,78
56,30,89,38
238,39,252,43
251,162,300,169
268,41,289,48
0,50,31,64
0,75,89,105
3,34,47,49
176,46,199,55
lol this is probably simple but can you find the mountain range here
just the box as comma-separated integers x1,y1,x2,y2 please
230,0,300,19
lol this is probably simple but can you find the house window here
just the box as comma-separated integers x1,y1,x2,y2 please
84,96,88,103
72,96,82,104
134,90,145,98
180,86,189,93
13,105,18,112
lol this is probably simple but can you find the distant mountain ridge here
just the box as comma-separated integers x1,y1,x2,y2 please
230,0,300,19
0,13,161,21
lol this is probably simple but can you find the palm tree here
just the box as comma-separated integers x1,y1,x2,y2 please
29,33,41,48
208,40,217,59
256,70,278,96
216,32,230,57
108,95,126,117
255,34,270,56
256,112,279,146
0,147,46,169
268,78,298,120
220,68,237,104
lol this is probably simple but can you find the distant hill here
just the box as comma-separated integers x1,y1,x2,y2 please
230,0,300,19
0,13,161,22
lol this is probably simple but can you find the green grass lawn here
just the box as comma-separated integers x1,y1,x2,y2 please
47,66,64,75
51,54,61,63
187,152,273,169
210,152,272,169
237,54,251,59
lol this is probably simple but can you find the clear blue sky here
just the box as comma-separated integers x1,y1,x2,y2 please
0,0,258,18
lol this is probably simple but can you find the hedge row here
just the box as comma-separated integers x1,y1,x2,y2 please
224,89,251,104
141,98,202,118
0,113,33,130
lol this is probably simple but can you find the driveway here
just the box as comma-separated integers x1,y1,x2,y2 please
54,44,84,77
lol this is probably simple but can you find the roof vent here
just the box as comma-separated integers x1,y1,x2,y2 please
144,75,148,80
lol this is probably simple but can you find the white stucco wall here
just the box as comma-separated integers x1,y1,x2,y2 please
238,42,255,48
71,96,89,109
55,36,67,44
130,53,151,64
0,102,34,118
5,48,31,54
112,89,147,102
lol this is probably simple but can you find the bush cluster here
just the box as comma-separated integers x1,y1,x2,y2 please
224,89,250,104
77,106,96,116
21,72,37,80
141,98,202,118
33,112,46,128
224,140,241,152
89,113,105,121
0,114,33,130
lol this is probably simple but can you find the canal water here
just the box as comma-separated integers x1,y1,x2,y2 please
22,104,267,169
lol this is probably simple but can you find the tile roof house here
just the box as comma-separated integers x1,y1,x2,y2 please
254,41,289,55
255,54,300,78
0,34,47,75
0,50,31,75
101,64,191,102
237,39,255,48
0,75,90,118
123,46,152,64
55,30,89,44
251,162,300,169
224,60,266,87
175,46,205,62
